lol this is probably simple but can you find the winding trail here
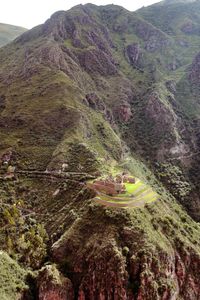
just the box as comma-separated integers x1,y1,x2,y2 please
168,151,200,161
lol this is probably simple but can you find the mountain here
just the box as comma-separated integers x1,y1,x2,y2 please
164,0,196,3
0,23,27,47
0,2,200,299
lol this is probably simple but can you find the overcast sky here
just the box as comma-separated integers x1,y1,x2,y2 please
0,0,160,29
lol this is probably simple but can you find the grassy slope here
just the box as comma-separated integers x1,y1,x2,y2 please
0,3,198,213
138,0,200,119
0,3,198,168
0,23,27,47
94,178,158,208
0,251,27,300
0,3,200,297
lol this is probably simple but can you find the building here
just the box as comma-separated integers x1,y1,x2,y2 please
87,173,136,196
128,177,135,184
88,180,126,196
4,165,16,179
122,174,136,184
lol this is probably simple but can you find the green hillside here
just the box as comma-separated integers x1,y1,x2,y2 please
0,1,200,299
94,178,158,208
0,252,27,300
0,23,27,47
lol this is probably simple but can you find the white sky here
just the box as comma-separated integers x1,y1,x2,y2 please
0,0,160,29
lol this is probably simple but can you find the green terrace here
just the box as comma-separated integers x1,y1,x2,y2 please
88,176,158,208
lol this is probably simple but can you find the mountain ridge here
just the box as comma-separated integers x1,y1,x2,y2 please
0,2,200,299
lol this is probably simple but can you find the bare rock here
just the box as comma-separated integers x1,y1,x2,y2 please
178,39,189,47
189,52,200,84
181,22,200,35
52,233,129,300
118,103,132,122
166,80,176,94
0,94,6,112
167,58,181,71
37,264,74,300
51,218,200,300
77,49,118,75
145,92,175,133
135,21,170,52
125,43,143,68
85,93,106,111
72,30,85,48
83,93,114,124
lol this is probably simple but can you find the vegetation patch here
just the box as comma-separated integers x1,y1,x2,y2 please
89,174,158,208
0,251,28,300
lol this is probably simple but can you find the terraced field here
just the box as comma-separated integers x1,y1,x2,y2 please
94,179,158,208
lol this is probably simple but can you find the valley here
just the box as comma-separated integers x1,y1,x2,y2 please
0,0,200,299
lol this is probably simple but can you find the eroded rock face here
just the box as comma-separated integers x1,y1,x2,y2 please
189,52,200,84
77,49,117,75
83,93,115,124
84,93,105,110
118,103,132,122
135,21,170,52
145,92,175,133
77,243,128,300
52,231,130,299
37,264,74,300
129,249,200,300
166,81,176,94
0,95,6,113
126,43,143,68
144,92,192,161
51,216,200,300
167,58,180,71
181,22,199,35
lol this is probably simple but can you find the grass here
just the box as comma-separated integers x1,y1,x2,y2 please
94,178,158,208
0,5,200,297
124,181,143,195
0,23,27,47
0,251,28,300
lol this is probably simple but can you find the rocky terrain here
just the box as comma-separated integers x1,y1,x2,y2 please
0,1,200,299
0,23,27,47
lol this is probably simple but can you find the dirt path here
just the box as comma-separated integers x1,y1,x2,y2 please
169,151,200,161
16,170,94,181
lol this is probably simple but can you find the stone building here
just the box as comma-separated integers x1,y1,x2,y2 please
88,180,126,196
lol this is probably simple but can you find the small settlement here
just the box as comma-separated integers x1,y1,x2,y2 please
88,173,136,196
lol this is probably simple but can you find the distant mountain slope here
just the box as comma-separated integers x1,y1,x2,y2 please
138,0,200,36
0,23,27,47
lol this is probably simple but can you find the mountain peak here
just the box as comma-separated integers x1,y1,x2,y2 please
164,0,197,4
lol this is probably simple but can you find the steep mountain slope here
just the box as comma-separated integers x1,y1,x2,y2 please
0,23,27,47
0,2,200,299
137,0,200,218
0,252,28,300
0,3,200,217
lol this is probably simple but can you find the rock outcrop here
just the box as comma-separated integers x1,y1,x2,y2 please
126,43,143,68
189,52,200,84
51,205,200,300
37,265,74,300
